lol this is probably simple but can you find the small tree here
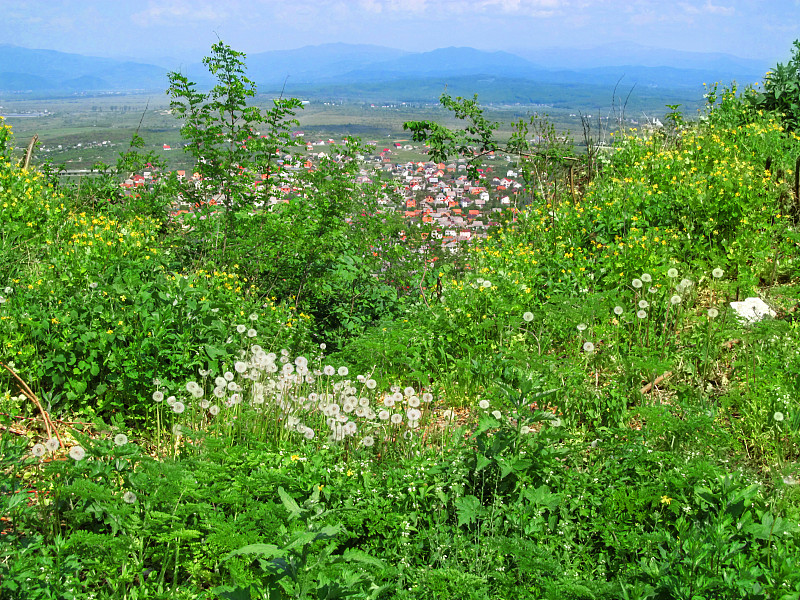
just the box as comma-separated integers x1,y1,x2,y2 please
167,41,302,250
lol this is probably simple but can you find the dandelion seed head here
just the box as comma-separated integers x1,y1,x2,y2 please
69,446,86,461
774,411,785,422
338,366,349,377
577,323,588,332
667,268,679,278
404,386,415,397
45,438,59,452
641,273,652,283
123,491,137,504
152,390,164,402
172,401,186,414
249,312,258,321
247,328,257,338
114,433,128,446
390,413,403,424
707,308,719,318
422,392,433,403
614,305,624,315
712,268,724,279
210,405,220,416
638,300,649,309
523,311,534,322
362,435,374,447
637,310,647,319
671,295,682,305
236,324,246,334
479,399,490,409
492,410,502,420
632,278,643,289
583,341,595,353
32,443,46,457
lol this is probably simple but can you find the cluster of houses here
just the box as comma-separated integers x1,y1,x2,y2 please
126,136,530,251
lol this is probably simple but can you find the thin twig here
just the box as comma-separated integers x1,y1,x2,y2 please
640,371,673,394
0,362,63,448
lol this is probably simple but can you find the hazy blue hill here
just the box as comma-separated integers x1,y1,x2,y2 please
0,44,167,92
0,71,52,91
245,43,409,84
0,42,764,103
335,46,546,81
514,42,768,80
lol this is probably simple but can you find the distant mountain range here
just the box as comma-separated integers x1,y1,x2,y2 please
0,42,769,105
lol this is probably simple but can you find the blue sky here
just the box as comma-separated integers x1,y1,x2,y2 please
1,0,798,64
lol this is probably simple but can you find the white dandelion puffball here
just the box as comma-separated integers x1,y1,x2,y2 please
638,300,649,309
123,491,137,504
362,436,375,447
680,278,692,289
632,278,643,289
671,295,682,305
152,390,164,402
479,399,490,409
637,310,648,319
523,311,534,322
492,410,502,420
408,396,420,408
324,365,335,376
379,410,390,420
404,386,415,397
641,273,652,283
210,405,220,416
214,376,227,388
712,268,724,278
45,438,59,452
390,413,403,424
482,280,492,288
614,306,624,316
407,408,422,421
648,287,657,294
774,411,785,422
172,401,186,414
32,443,46,457
707,308,719,319
422,393,433,403
166,395,176,406
224,371,235,381
337,366,349,377
583,341,595,353
247,328,257,338
114,433,128,446
69,446,86,461
667,268,679,278
249,312,258,321
235,361,247,373
236,324,246,334
366,378,377,390
577,323,588,332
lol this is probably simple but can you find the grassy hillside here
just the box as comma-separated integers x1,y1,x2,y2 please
1,65,799,599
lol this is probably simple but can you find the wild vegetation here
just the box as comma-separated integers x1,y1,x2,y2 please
1,41,800,599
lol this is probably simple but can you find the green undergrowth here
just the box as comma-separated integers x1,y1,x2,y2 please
2,41,800,598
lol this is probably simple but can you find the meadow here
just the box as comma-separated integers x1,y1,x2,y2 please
1,44,799,599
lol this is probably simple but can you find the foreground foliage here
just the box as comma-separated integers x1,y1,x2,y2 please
2,41,800,598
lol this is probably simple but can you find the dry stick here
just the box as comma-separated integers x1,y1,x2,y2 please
0,362,63,448
21,134,38,169
640,371,673,395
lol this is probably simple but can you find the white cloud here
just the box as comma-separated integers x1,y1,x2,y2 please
131,1,226,25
